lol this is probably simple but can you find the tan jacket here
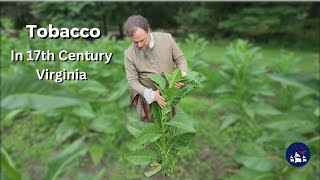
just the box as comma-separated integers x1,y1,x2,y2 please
124,32,187,121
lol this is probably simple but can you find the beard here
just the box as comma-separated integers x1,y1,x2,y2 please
138,47,146,51
138,47,151,59
138,44,148,51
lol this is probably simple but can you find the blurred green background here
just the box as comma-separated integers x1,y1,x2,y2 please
0,2,319,180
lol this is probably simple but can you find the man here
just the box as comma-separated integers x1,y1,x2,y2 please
123,15,188,122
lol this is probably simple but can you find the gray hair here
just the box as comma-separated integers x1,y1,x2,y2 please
124,15,150,37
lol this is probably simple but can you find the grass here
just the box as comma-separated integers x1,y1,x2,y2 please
1,112,58,179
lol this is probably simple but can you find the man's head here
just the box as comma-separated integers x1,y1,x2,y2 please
124,15,151,50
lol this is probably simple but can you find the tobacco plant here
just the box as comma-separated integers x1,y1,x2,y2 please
213,39,279,130
124,69,204,177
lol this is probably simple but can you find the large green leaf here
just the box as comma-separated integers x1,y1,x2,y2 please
125,139,145,151
165,112,196,133
164,69,182,88
167,128,195,153
137,124,162,144
1,74,85,111
234,142,275,172
89,145,104,166
254,135,278,144
234,155,273,172
78,80,108,96
108,79,129,101
250,85,275,97
229,167,274,180
151,103,162,128
214,84,233,94
1,74,54,99
149,75,167,91
144,165,162,177
3,109,23,122
264,119,316,133
0,147,21,180
127,121,148,138
209,95,240,110
170,88,190,107
242,102,281,119
89,116,116,134
72,105,96,119
2,109,23,127
56,118,78,143
164,87,182,106
1,94,84,111
187,71,206,86
250,64,267,75
294,89,316,100
44,139,87,180
123,149,159,165
268,73,319,95
220,114,241,130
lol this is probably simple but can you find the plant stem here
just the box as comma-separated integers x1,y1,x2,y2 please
160,109,169,163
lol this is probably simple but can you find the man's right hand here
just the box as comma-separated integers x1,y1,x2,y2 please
154,90,167,108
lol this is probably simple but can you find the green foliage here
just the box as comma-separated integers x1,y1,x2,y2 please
272,51,299,73
1,22,318,179
31,2,98,28
1,30,131,179
234,144,273,172
1,147,21,180
218,4,309,34
75,169,106,180
174,3,317,45
213,39,276,129
184,34,210,72
228,42,320,179
2,2,317,48
144,165,162,177
123,149,160,166
124,69,204,177
175,4,219,37
0,73,85,112
44,139,87,180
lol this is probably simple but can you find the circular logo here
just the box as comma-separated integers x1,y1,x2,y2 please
286,142,310,167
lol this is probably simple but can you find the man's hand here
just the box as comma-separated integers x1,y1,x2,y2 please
154,90,167,108
174,82,185,88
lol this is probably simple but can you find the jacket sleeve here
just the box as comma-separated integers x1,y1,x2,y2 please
168,33,188,73
124,55,147,96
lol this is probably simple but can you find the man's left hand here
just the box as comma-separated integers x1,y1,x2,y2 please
174,82,185,88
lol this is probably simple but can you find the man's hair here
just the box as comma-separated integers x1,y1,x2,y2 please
124,15,150,37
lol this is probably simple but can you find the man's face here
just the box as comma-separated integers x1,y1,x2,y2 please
131,27,150,51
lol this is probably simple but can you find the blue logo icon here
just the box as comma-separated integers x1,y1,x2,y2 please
286,142,310,167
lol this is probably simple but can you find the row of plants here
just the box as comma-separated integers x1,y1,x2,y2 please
1,30,319,179
0,31,207,179
1,31,132,179
211,39,319,179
